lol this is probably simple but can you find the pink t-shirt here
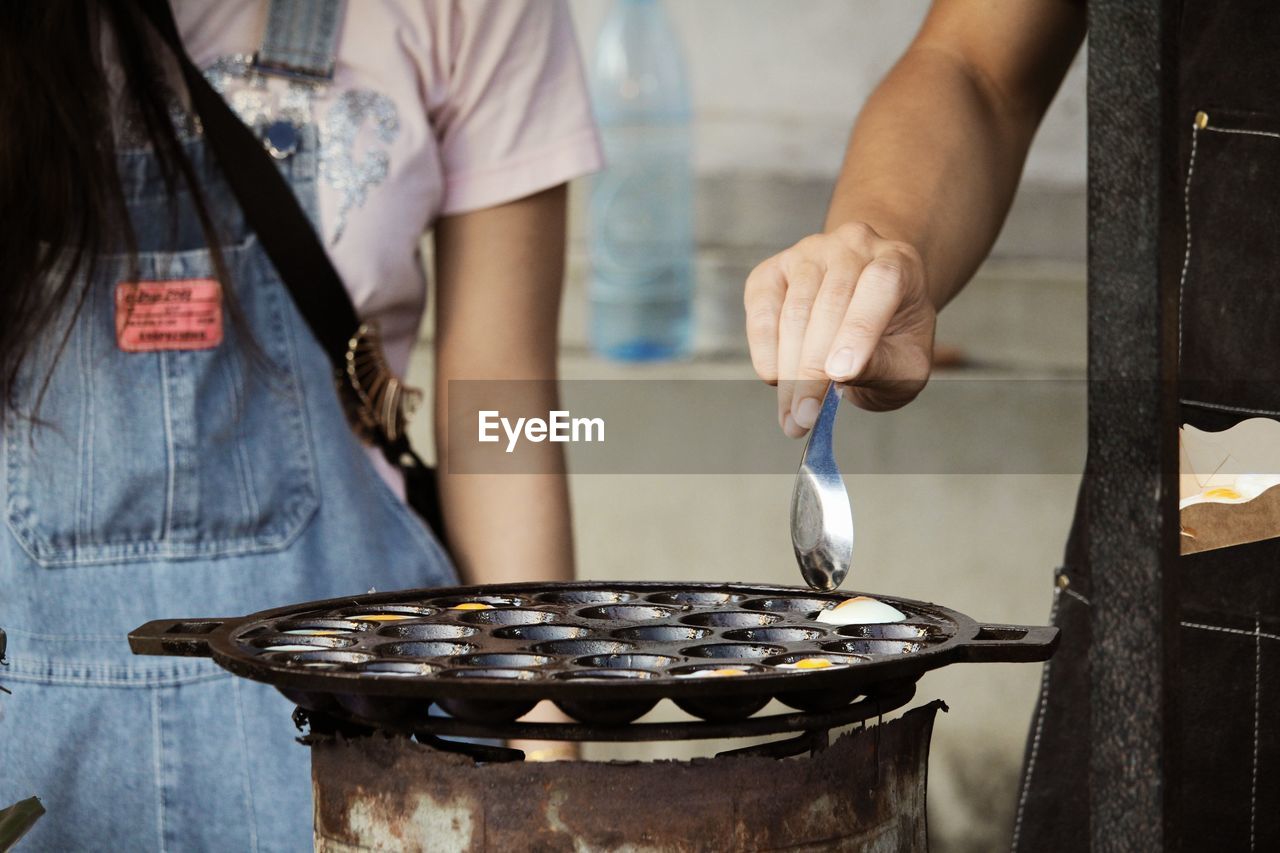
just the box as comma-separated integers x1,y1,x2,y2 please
173,0,602,491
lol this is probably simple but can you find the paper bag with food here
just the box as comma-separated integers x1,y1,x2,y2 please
1180,417,1280,553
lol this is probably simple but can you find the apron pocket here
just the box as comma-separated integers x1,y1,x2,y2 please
1178,609,1279,851
4,235,320,566
1179,107,1280,417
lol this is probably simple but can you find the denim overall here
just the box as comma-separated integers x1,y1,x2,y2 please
0,5,455,850
1013,1,1280,849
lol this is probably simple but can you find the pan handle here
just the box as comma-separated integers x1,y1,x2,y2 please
958,624,1060,663
128,618,229,657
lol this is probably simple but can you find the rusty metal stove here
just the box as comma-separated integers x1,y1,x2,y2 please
308,702,944,852
130,581,1057,852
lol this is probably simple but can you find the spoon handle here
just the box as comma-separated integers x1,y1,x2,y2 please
802,382,842,468
791,382,854,591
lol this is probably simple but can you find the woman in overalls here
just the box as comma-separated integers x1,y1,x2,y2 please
743,0,1277,849
0,1,600,849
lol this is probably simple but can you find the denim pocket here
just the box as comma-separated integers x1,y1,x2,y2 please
1179,108,1280,415
4,235,320,566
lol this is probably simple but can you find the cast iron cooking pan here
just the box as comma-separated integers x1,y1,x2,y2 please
130,581,1057,728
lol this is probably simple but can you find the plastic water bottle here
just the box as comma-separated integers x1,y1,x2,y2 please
588,0,694,361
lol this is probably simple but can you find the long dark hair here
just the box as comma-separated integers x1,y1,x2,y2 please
0,0,231,416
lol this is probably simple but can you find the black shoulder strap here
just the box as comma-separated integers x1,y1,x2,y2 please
137,0,360,372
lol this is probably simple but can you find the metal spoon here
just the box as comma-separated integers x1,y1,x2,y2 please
790,382,853,591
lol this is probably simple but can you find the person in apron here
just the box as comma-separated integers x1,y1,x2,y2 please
742,0,1276,848
0,2,600,849
1014,2,1279,849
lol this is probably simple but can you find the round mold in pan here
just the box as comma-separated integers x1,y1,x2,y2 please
645,590,745,607
435,668,539,721
763,652,868,670
764,652,872,712
782,676,917,714
720,627,828,644
611,625,711,643
672,691,770,721
552,669,659,724
680,611,783,629
263,649,375,669
267,649,370,713
439,667,540,680
576,604,682,621
374,641,478,660
740,596,842,616
531,639,637,657
253,634,358,653
456,608,555,627
820,639,932,657
273,618,367,636
573,653,679,670
449,652,559,669
669,663,771,678
356,661,440,678
776,684,868,713
375,623,479,641
680,643,790,660
553,668,658,681
835,623,947,641
670,653,778,712
492,624,591,642
337,604,438,622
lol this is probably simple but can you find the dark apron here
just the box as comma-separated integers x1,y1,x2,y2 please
1012,2,1280,849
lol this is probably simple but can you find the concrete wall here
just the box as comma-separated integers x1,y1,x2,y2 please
568,0,1086,189
566,0,1089,354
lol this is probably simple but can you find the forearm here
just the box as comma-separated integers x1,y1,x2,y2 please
826,47,1038,311
431,185,575,586
434,399,574,587
744,0,1084,422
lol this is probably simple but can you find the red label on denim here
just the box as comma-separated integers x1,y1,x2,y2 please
115,279,223,352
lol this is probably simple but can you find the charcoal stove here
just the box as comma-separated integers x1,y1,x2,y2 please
131,581,1057,851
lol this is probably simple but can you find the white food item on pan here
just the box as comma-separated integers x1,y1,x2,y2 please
815,596,907,626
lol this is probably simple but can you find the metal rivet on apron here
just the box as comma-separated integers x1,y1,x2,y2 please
263,120,300,160
1056,573,1071,590
1194,110,1210,129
